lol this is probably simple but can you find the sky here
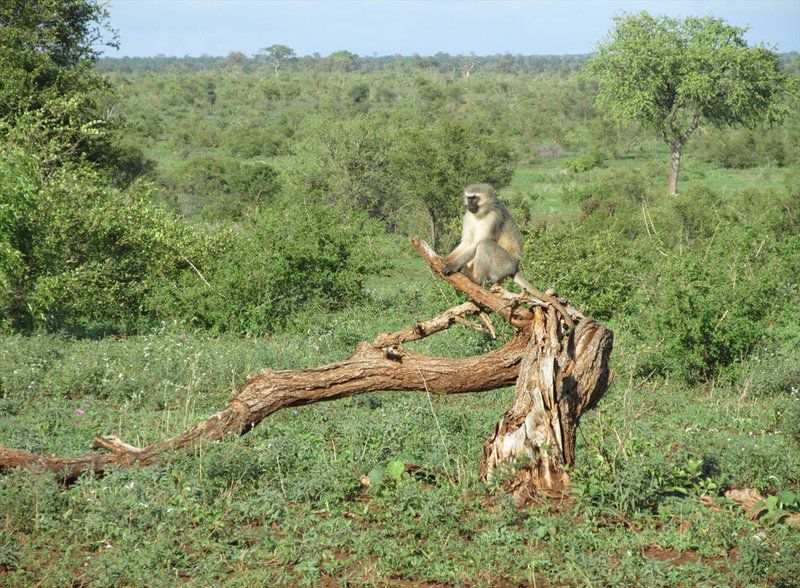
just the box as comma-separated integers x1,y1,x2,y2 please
106,0,800,58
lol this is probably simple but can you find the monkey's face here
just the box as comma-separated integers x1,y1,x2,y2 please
464,191,483,213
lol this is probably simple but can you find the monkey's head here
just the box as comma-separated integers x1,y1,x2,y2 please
463,184,495,214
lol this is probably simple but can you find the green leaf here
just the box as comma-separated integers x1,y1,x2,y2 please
367,465,385,486
385,460,406,480
776,490,799,508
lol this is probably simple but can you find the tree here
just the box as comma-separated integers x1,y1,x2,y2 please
587,12,794,195
259,44,295,74
0,0,121,168
223,50,248,67
325,50,361,73
285,115,398,220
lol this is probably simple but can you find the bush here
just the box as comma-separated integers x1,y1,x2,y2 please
26,176,196,336
696,128,789,169
629,189,799,383
159,155,280,219
573,445,721,516
522,223,649,321
285,114,398,220
532,178,799,383
0,148,200,335
561,168,650,237
148,202,385,335
566,149,607,173
288,114,513,250
784,401,800,447
1,145,386,337
0,149,38,329
228,126,289,158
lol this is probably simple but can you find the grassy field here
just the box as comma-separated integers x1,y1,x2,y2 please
2,158,799,587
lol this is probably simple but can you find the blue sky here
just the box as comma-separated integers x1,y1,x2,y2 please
106,0,800,57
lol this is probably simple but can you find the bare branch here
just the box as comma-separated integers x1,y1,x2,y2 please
371,301,482,347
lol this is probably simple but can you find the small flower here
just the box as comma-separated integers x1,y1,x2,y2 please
75,408,86,416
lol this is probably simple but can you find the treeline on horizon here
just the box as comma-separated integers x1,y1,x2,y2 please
97,52,590,74
96,50,800,75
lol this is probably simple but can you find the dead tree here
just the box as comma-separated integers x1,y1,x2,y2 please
0,239,613,502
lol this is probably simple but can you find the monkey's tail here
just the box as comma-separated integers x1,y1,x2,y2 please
513,273,576,330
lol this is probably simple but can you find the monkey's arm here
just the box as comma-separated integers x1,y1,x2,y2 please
443,213,493,275
443,243,478,274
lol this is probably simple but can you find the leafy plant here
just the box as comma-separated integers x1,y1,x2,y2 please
566,149,607,173
756,490,800,526
148,201,385,335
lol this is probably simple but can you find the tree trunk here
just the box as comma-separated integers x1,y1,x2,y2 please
480,306,613,503
668,141,682,196
429,210,438,252
0,239,612,503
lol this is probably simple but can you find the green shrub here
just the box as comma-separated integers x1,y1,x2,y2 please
734,532,800,587
629,221,798,383
784,401,800,447
573,446,721,516
668,185,725,243
0,149,197,335
566,149,607,173
696,128,789,169
228,126,289,158
0,149,38,329
522,223,650,321
736,350,800,399
286,114,399,220
159,155,280,218
558,168,650,239
148,202,385,335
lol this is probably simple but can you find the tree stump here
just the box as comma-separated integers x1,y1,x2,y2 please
481,306,613,503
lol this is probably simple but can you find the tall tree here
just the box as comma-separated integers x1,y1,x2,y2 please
587,12,794,195
325,50,361,73
258,44,296,74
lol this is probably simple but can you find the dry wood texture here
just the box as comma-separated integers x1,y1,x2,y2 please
0,238,612,501
480,306,613,502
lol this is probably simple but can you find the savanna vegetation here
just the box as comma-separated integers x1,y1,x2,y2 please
1,2,799,585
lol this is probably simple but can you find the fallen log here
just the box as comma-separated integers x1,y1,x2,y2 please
0,238,613,501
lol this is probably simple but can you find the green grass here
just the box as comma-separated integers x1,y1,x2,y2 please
506,146,792,224
506,159,581,217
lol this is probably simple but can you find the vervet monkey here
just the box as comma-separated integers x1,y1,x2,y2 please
443,184,575,329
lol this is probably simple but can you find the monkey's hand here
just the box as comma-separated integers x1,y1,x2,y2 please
442,263,455,276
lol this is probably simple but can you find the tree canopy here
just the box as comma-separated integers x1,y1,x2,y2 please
258,44,296,73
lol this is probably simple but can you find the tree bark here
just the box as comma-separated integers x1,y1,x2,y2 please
480,306,613,503
668,141,682,196
667,111,701,196
0,239,612,502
